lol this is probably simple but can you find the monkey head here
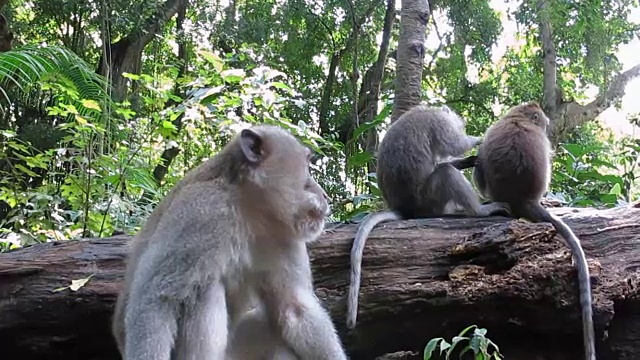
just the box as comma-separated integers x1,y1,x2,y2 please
237,125,330,241
504,101,550,132
438,104,467,132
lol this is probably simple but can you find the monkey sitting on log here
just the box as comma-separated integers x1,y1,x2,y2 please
346,105,511,329
472,101,595,360
112,125,348,360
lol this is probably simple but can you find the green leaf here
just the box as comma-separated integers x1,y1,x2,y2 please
199,50,225,73
447,336,469,357
439,339,452,354
269,81,292,91
424,338,443,360
81,99,102,112
457,324,478,337
473,327,488,337
346,151,373,170
14,164,38,177
220,69,246,83
609,183,622,195
1,130,16,138
162,120,177,130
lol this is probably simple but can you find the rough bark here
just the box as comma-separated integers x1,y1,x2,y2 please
536,1,640,145
96,0,187,101
2,206,640,359
391,0,430,123
538,0,557,114
0,1,13,53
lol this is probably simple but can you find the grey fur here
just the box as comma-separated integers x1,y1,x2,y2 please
346,105,510,329
473,101,595,360
112,125,348,360
226,307,299,359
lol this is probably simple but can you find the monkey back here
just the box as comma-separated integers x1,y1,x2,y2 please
376,105,465,218
478,120,551,206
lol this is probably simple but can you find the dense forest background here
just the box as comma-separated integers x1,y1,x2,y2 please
0,0,639,251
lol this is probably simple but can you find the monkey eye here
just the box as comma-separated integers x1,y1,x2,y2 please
306,149,316,164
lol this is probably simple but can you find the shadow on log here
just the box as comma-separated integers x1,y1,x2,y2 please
1,206,640,359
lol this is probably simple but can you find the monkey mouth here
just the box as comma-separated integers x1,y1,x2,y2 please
294,214,326,241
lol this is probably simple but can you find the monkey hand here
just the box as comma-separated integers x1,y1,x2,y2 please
470,136,483,147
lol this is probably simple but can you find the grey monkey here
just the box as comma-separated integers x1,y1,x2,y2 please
112,125,348,360
346,105,511,329
226,307,299,360
473,101,595,360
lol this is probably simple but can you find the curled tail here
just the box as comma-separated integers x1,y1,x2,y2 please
346,210,402,329
526,202,595,360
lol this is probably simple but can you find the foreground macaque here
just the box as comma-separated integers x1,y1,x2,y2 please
112,125,348,359
473,101,596,360
226,307,299,359
346,105,510,329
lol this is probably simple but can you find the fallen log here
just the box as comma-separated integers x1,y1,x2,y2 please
1,206,640,360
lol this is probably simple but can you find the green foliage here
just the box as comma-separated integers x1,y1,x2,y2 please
0,45,112,116
423,325,503,360
550,119,640,207
515,0,638,91
0,47,338,251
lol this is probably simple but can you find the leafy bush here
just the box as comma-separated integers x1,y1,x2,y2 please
423,325,503,360
0,47,339,251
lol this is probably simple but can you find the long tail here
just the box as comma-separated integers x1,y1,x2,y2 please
527,202,596,360
346,210,402,329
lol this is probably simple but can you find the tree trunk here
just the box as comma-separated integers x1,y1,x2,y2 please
391,0,430,123
318,4,377,138
2,205,640,359
356,0,395,173
536,1,640,145
537,0,557,114
0,0,13,53
150,1,189,186
96,0,187,101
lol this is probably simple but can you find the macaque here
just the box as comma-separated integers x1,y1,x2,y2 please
112,125,348,359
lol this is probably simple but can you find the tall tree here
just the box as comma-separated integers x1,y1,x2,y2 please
0,0,13,52
97,0,187,100
391,0,430,122
502,0,640,145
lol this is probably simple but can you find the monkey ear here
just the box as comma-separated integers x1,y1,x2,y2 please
240,128,264,164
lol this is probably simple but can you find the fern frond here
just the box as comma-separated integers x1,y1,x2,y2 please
0,44,113,118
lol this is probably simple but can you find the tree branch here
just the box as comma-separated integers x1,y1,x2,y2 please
96,0,187,100
551,63,640,144
318,2,379,135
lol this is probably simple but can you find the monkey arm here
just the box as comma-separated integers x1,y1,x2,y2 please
123,287,178,359
447,155,477,170
257,245,348,360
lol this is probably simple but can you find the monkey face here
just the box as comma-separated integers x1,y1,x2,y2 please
509,101,550,131
238,126,330,241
